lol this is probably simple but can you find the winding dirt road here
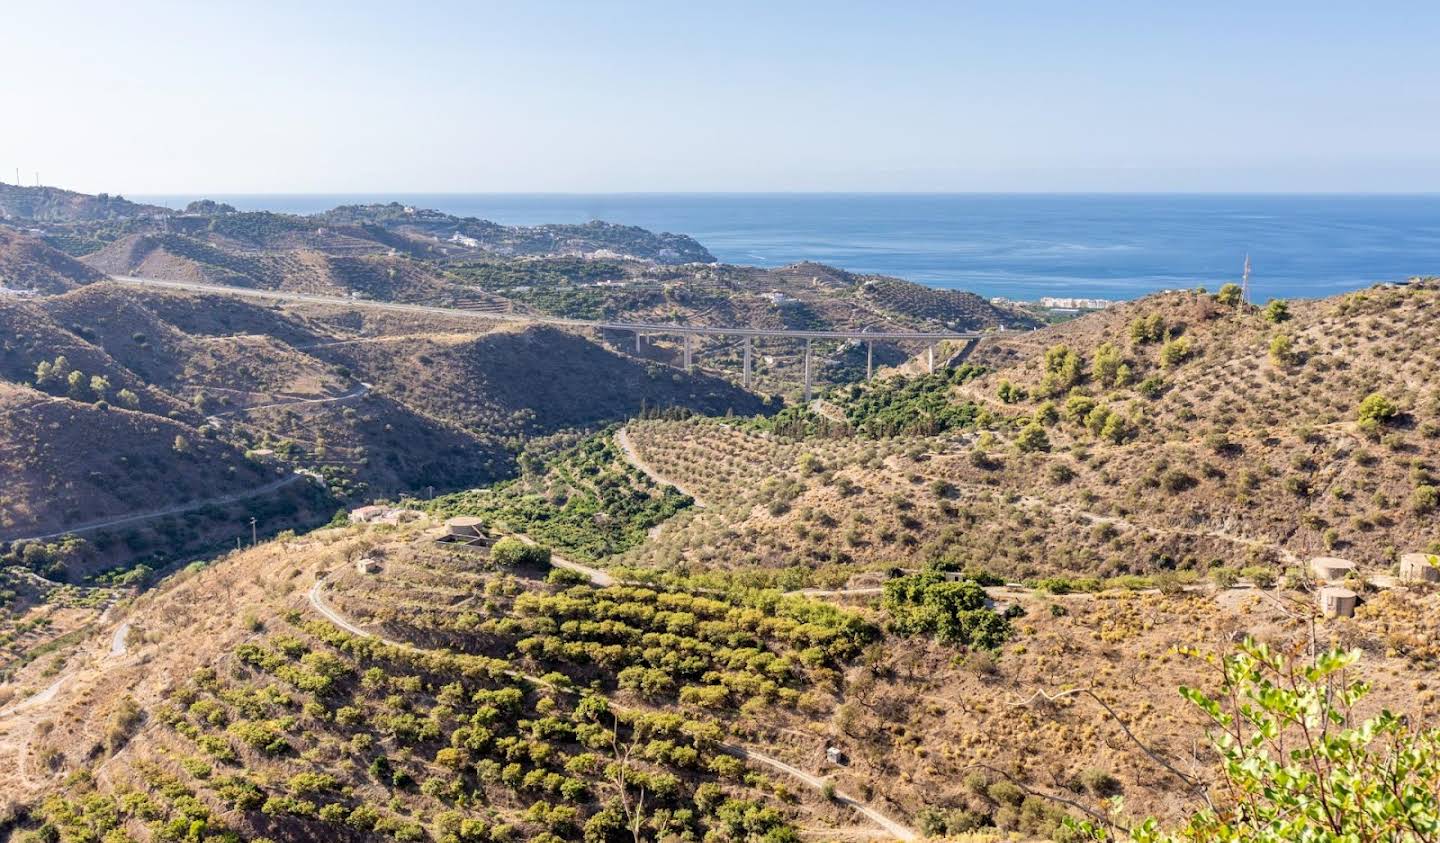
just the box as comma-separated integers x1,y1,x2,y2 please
205,382,370,419
615,426,709,508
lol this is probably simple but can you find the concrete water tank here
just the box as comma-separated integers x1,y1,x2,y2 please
1319,586,1357,618
1399,553,1440,584
445,516,485,539
1310,557,1356,582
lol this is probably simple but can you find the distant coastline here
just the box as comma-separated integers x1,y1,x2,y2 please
133,193,1440,302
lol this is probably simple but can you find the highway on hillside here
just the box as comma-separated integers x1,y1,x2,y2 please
108,275,1001,342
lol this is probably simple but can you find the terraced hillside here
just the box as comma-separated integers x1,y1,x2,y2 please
619,281,1440,588
1,524,900,842
6,504,1440,841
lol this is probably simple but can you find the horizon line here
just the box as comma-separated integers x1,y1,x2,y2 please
126,189,1440,198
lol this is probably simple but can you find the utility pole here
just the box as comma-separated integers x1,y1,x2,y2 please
250,517,258,547
1240,254,1252,308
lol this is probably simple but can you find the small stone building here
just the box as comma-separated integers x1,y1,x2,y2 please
1399,553,1440,584
1319,586,1358,618
350,505,388,524
1310,557,1356,583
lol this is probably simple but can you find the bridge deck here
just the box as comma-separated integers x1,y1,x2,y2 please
108,275,1004,342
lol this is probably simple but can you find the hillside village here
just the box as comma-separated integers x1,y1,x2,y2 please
1,187,1439,842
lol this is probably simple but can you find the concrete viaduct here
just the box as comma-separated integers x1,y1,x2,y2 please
109,275,1000,400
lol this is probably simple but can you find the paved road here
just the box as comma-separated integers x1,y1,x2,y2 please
2,474,306,544
109,275,995,343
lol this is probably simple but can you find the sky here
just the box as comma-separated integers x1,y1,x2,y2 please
4,1,1439,194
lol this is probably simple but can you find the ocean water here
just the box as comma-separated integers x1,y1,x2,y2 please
135,193,1440,302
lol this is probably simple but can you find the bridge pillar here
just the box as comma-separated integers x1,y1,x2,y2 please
635,330,643,354
743,337,752,388
803,339,812,402
683,333,693,371
867,341,874,381
928,344,935,374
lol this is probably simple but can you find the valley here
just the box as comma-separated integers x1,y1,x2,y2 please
1,186,1439,843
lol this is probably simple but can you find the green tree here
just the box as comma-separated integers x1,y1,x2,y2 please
1268,333,1295,366
1065,393,1097,424
1413,485,1439,514
1215,283,1243,307
1356,392,1399,432
1263,299,1290,323
1040,344,1085,396
491,536,550,568
1159,336,1193,369
66,370,88,399
1092,342,1123,387
1130,314,1165,345
882,571,1011,649
1100,412,1131,444
1015,422,1050,453
997,380,1026,404
1123,641,1440,842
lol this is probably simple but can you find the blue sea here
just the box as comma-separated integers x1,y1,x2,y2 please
135,193,1440,302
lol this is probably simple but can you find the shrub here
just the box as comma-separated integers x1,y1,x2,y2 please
1263,298,1291,323
1079,768,1122,798
1357,392,1400,431
1210,567,1239,589
491,537,550,568
1161,470,1197,494
1160,336,1193,368
1268,333,1295,366
1092,342,1123,386
1130,314,1165,344
1216,283,1243,307
1241,565,1277,589
1015,422,1050,453
1137,375,1166,399
1413,485,1439,514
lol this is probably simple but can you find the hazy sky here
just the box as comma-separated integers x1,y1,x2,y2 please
5,1,1439,194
